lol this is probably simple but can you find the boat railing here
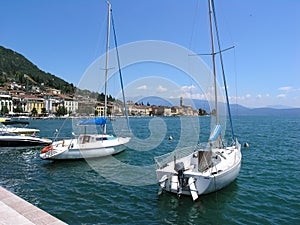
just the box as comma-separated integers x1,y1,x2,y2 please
154,143,208,169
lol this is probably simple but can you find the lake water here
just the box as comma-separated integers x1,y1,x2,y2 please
0,116,299,224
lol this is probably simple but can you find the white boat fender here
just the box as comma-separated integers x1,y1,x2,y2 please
168,135,173,140
158,175,168,196
158,175,168,189
243,142,249,148
188,177,198,201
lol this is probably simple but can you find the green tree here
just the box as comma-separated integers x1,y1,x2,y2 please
97,93,105,102
107,108,111,116
56,106,67,117
41,108,47,116
31,107,38,117
1,106,9,115
198,108,208,116
14,105,23,113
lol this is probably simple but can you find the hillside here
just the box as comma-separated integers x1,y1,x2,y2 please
0,46,75,94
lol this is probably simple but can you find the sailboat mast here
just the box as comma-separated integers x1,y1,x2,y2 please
208,0,218,124
210,0,235,142
104,1,112,134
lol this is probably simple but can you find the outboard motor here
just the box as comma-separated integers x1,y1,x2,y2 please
174,162,185,196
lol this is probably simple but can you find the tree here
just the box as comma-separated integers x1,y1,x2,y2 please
1,106,9,115
97,93,115,102
14,105,23,113
97,93,105,102
31,107,38,117
41,108,47,116
56,106,67,117
107,108,111,116
198,108,208,116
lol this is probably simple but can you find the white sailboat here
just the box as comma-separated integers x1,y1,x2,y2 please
40,1,130,160
154,0,242,201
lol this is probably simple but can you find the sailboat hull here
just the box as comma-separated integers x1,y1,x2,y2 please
40,135,130,160
156,142,242,197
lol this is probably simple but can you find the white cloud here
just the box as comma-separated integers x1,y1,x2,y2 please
245,94,251,99
278,86,293,91
256,94,262,99
156,85,167,93
137,85,147,90
277,94,286,98
181,85,196,92
181,92,207,100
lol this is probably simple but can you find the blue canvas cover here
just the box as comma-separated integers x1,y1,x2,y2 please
78,117,106,126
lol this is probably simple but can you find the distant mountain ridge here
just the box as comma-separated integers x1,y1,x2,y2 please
0,45,75,94
192,100,300,116
230,104,300,116
130,96,300,116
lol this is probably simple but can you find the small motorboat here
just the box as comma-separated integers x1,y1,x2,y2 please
0,121,39,135
0,132,52,147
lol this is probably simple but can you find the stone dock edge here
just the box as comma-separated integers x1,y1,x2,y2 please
0,186,67,225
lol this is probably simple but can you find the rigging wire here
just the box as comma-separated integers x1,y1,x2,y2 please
211,0,235,143
111,11,131,133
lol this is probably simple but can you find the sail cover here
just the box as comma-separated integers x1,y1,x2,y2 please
78,117,106,126
209,124,222,142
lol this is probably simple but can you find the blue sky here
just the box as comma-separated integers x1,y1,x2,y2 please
1,0,300,108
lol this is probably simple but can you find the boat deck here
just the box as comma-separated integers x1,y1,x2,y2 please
0,186,67,225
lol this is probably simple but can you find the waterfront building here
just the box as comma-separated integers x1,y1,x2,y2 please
0,94,13,114
157,106,171,116
130,105,151,116
23,95,45,114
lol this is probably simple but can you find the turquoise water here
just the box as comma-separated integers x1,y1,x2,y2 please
0,116,299,224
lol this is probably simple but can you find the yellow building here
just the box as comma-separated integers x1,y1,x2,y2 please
23,96,45,115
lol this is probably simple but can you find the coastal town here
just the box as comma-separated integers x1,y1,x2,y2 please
0,76,202,118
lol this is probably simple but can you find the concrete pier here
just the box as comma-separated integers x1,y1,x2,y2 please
0,186,67,225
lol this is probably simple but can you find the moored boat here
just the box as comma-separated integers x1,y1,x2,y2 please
154,0,242,201
40,133,129,160
0,132,52,147
0,121,39,135
40,1,131,160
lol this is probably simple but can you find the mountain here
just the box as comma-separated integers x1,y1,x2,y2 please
178,98,300,116
266,105,293,109
0,46,75,94
226,104,300,116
